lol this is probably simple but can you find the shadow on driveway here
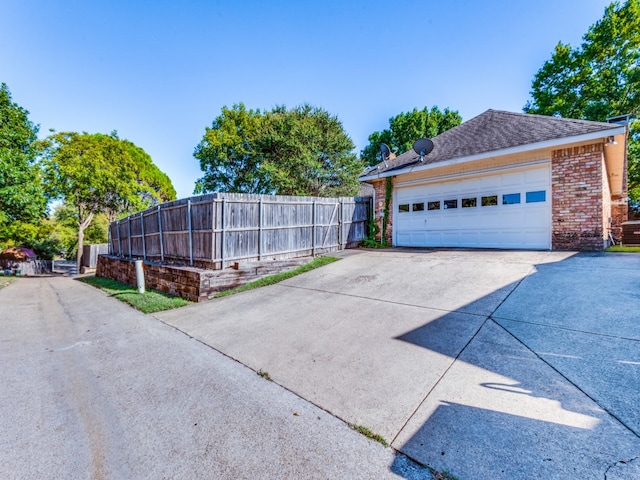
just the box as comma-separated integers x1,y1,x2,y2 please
390,252,640,479
154,249,640,480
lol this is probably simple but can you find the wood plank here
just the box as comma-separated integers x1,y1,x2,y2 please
107,193,371,269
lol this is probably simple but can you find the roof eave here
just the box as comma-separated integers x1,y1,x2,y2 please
359,125,626,182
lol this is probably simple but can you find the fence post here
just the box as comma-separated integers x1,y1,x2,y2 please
221,198,226,268
107,223,110,255
258,198,262,261
107,223,112,255
312,200,316,257
188,199,193,266
158,205,164,262
128,216,132,258
140,212,146,260
117,221,122,257
339,200,344,249
211,199,216,263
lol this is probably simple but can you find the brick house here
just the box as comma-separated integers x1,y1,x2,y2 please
359,110,628,251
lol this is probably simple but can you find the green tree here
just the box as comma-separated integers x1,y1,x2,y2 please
360,106,462,166
194,104,269,194
524,0,640,201
195,103,363,197
48,201,109,259
0,83,48,248
42,132,175,269
116,137,176,218
257,104,363,196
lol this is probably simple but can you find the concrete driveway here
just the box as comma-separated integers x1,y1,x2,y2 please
156,249,640,479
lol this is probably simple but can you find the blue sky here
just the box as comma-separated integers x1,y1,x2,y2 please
3,0,613,199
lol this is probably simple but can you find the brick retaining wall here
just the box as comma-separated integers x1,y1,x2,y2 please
96,255,313,302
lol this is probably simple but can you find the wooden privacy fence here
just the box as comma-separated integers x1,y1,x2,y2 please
108,193,371,269
1,260,52,275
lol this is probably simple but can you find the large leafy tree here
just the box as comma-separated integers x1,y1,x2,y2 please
194,103,363,197
524,0,640,202
42,132,176,268
257,104,362,196
360,106,462,166
0,83,48,248
117,136,176,217
194,104,268,194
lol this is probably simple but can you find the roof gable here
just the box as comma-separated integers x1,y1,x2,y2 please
361,109,621,178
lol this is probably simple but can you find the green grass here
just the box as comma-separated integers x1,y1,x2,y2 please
79,276,191,313
0,276,15,289
213,256,340,298
606,245,640,253
349,424,389,447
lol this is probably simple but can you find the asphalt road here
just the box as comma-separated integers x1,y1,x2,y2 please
0,276,429,480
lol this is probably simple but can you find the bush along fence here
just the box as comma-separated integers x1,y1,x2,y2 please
108,193,371,270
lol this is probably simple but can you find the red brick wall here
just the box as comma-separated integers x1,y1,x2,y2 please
96,255,313,302
551,144,607,251
97,255,204,301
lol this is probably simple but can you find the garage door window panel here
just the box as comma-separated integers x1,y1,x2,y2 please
481,195,498,207
399,204,410,213
428,201,441,211
462,197,477,208
502,193,521,205
526,190,546,203
412,202,425,212
444,199,458,209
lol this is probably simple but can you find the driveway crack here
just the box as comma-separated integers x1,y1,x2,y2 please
604,456,640,479
487,264,640,440
490,318,640,440
279,283,488,319
389,317,489,447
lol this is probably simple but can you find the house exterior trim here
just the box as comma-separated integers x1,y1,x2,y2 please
359,126,625,182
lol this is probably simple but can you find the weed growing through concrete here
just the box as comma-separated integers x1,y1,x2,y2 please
349,424,388,447
257,370,272,381
431,470,459,480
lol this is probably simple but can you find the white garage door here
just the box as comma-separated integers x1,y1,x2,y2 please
395,165,551,249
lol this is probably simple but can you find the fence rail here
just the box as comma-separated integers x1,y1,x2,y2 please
108,193,370,269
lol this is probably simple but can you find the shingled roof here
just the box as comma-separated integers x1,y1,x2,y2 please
361,109,621,178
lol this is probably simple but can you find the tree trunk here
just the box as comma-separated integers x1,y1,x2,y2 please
76,226,84,274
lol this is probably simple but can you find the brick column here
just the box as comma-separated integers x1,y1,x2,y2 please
551,143,606,251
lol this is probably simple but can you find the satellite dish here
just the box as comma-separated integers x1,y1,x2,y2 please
379,143,391,168
412,138,434,163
